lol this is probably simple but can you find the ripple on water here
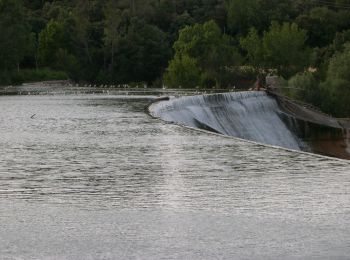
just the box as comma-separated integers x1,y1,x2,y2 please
0,94,350,259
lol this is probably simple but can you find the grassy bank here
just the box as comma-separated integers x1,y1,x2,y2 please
0,68,68,86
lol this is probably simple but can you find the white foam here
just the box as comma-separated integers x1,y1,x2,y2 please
150,91,307,151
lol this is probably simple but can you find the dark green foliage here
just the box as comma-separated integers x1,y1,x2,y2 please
38,20,67,66
0,68,67,86
226,0,261,35
287,72,322,105
109,18,171,84
164,55,201,88
320,44,350,117
240,22,310,77
285,44,350,117
0,0,348,117
226,0,301,36
11,68,68,85
0,0,32,70
165,20,241,88
295,7,338,48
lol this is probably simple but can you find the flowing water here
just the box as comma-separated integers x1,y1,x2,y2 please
1,91,350,259
150,91,309,151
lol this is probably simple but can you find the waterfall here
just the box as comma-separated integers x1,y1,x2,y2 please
150,91,307,151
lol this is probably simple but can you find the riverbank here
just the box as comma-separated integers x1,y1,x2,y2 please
0,81,242,97
0,69,68,87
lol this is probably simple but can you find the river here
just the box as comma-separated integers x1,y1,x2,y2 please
0,91,350,259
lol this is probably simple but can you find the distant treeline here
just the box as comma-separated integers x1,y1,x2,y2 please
1,0,350,116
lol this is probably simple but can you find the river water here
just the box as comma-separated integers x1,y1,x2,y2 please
0,92,350,260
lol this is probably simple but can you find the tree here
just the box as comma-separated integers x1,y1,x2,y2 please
73,0,92,64
321,43,350,117
287,72,320,104
226,0,260,35
164,55,201,88
295,7,338,48
263,22,309,77
166,20,241,87
191,0,226,27
38,20,66,66
240,22,310,77
226,0,301,36
103,0,122,71
54,48,80,79
259,0,298,24
0,0,31,71
239,28,263,69
111,18,171,84
37,13,82,78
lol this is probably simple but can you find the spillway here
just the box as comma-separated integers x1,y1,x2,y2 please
150,91,307,151
149,91,350,159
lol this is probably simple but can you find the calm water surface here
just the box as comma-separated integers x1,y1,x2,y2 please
0,93,350,260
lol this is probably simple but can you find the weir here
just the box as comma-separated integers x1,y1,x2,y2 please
149,91,350,159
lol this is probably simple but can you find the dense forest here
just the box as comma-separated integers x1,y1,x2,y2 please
1,0,350,116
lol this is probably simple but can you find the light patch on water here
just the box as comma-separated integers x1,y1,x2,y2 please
0,93,349,259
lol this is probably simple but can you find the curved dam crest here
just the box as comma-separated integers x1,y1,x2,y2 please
150,91,350,159
150,91,307,151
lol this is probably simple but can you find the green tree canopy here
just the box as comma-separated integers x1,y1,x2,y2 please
38,20,67,66
295,7,338,48
165,20,241,88
321,43,350,117
287,72,320,104
164,55,201,88
110,18,171,84
103,0,122,71
239,28,263,69
241,22,310,77
226,0,260,35
0,0,32,70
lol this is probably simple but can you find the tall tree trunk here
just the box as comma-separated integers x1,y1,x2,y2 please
130,0,135,14
35,53,38,71
84,41,92,64
110,41,115,72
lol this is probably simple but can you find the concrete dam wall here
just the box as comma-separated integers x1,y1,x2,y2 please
149,91,350,159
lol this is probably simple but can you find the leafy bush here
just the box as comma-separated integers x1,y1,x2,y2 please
0,71,11,86
287,72,318,100
240,22,310,78
164,55,201,88
320,44,350,117
165,20,241,88
10,68,68,85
